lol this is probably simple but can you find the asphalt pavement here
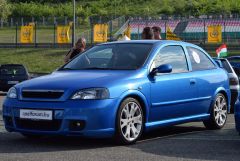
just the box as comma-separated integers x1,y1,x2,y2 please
0,95,239,161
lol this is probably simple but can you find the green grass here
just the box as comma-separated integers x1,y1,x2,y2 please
0,26,90,44
0,48,239,73
0,48,67,73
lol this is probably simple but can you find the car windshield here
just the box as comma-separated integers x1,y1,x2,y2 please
0,66,26,75
61,43,153,70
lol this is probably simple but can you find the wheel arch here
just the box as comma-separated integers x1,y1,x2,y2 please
213,87,231,112
117,90,150,124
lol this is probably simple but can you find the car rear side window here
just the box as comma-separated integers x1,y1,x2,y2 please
187,47,215,71
151,45,188,73
221,60,233,73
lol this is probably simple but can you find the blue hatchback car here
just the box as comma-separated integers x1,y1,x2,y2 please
3,40,231,144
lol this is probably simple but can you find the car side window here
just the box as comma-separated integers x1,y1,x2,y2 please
187,47,215,71
151,45,188,74
221,60,233,73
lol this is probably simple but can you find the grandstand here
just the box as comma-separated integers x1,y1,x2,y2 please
122,18,240,43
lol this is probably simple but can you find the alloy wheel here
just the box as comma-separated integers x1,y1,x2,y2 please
214,95,227,126
120,101,143,142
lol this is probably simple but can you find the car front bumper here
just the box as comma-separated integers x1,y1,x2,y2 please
2,98,120,138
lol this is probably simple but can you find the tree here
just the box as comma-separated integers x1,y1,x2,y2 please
0,0,10,20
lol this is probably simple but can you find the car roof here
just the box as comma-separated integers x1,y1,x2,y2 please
0,64,25,67
227,56,240,59
213,57,227,60
99,40,201,48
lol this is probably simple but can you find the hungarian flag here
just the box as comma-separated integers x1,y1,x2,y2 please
216,44,227,58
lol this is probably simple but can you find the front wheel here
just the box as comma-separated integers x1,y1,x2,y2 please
115,98,144,144
203,93,228,129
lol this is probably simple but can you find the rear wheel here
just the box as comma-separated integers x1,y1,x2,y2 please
115,98,144,144
203,93,228,129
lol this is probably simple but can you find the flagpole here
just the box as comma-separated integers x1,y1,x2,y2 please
72,0,76,46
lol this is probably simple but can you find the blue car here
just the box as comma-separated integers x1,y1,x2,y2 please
3,40,231,144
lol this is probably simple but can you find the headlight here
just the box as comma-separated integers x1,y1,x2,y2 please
71,88,109,100
7,87,17,99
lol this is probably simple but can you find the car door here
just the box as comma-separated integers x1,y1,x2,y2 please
186,46,219,114
149,45,199,122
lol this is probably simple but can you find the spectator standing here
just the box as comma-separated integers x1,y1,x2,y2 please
64,37,86,63
142,27,154,40
152,26,162,40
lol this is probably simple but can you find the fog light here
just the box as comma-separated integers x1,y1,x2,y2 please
69,120,85,131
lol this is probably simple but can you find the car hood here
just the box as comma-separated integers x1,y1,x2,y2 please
16,70,138,91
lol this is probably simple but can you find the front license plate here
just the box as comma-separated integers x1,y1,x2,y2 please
20,109,53,120
8,81,19,84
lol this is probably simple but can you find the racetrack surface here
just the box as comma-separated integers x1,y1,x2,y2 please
0,95,239,161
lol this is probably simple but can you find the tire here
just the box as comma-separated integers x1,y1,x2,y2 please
203,93,228,130
115,97,144,145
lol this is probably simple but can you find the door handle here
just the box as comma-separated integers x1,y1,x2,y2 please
190,79,196,85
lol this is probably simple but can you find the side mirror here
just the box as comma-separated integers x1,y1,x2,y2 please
150,64,172,76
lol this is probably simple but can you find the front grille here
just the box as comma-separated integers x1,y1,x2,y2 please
22,90,64,99
15,118,62,131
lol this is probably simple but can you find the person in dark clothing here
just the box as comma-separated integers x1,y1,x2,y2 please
141,27,154,40
64,37,86,63
152,26,162,40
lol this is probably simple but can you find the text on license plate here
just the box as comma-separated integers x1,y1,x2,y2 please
8,81,19,84
20,109,53,120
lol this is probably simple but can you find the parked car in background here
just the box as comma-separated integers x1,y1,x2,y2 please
0,64,29,92
235,100,240,134
213,58,239,113
3,41,231,144
227,56,240,77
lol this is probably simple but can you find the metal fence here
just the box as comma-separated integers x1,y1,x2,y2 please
126,17,240,45
2,16,240,48
0,17,86,28
0,16,126,47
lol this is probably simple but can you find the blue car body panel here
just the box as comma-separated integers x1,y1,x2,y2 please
2,40,231,138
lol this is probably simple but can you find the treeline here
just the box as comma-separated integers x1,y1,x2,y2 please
2,0,240,20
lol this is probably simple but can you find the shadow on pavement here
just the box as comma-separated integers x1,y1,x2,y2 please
0,125,206,154
0,123,239,160
0,133,115,153
141,125,206,140
132,126,240,161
